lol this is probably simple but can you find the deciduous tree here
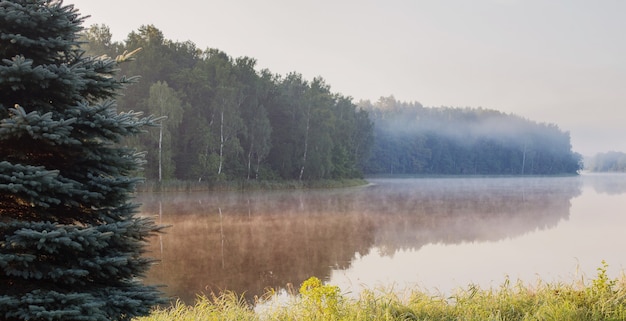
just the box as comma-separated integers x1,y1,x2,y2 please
147,81,183,181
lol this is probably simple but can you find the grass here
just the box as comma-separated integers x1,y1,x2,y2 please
136,261,626,321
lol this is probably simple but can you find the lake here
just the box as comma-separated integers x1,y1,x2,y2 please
138,173,626,303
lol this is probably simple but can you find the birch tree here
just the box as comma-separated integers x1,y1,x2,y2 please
147,81,183,181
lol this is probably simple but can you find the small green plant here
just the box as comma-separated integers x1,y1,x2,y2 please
591,260,617,295
299,276,342,320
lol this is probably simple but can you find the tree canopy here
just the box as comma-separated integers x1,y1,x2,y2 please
81,25,373,182
360,97,582,175
80,24,582,181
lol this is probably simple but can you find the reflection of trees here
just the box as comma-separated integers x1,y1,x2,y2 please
583,173,626,195
140,190,375,303
138,177,581,303
364,177,581,255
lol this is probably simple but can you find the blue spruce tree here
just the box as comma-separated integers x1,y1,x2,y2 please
0,1,163,320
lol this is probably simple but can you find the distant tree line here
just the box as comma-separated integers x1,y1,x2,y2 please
360,97,582,175
587,151,626,172
82,24,582,181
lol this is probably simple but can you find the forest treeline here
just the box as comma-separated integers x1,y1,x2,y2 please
82,24,373,182
81,24,582,181
586,151,626,172
360,97,582,175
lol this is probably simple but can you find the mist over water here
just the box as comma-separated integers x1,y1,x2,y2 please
139,174,626,303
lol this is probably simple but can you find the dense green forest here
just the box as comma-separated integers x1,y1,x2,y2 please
81,24,582,181
360,97,582,175
82,24,373,182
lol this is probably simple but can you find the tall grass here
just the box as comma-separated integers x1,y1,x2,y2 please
136,261,626,321
137,292,258,321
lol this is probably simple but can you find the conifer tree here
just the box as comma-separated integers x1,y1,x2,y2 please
0,1,163,320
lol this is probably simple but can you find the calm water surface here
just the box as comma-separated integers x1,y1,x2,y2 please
139,173,626,303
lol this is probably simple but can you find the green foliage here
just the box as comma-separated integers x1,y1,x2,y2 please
76,24,372,183
361,97,583,175
588,260,617,299
1,1,162,320
145,81,183,181
298,277,342,319
137,262,626,321
139,293,258,321
76,21,586,183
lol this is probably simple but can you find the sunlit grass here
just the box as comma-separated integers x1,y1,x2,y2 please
136,291,259,321
136,261,626,321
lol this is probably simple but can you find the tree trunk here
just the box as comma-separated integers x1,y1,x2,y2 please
255,156,261,180
218,110,224,175
298,111,310,181
521,143,527,175
247,141,253,180
158,124,163,182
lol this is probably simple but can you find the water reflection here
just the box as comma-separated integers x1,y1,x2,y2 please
583,172,626,195
332,174,626,296
138,176,592,302
361,177,581,254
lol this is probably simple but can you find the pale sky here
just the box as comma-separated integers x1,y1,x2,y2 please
65,0,626,156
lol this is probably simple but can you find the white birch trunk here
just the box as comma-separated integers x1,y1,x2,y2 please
218,110,224,175
247,141,253,180
158,124,163,182
298,111,310,181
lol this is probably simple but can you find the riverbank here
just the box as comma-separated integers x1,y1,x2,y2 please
135,178,369,193
135,173,585,193
136,262,625,320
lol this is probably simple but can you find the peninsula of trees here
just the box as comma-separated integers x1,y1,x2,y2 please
81,24,582,181
361,97,582,175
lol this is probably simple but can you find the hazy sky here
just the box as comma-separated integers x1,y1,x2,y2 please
66,0,626,155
